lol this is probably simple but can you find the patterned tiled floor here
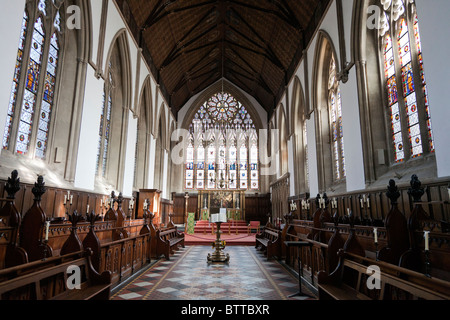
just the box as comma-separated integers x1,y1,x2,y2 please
111,246,316,301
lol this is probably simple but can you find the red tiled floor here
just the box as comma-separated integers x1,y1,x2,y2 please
111,245,317,301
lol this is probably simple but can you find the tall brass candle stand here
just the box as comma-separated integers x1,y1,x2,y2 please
207,221,230,263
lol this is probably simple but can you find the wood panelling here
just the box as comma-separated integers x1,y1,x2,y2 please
245,194,271,224
0,179,134,221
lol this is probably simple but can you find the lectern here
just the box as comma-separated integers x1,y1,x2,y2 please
207,209,230,263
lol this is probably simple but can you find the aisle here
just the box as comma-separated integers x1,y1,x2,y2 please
111,246,316,301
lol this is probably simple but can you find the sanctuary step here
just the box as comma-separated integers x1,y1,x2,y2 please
193,220,253,235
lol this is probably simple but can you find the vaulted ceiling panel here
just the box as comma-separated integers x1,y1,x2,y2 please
118,0,331,118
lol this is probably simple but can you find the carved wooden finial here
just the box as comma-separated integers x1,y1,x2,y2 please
67,210,83,229
408,174,424,203
32,175,46,202
315,194,321,207
5,170,21,199
333,211,339,227
386,179,400,205
117,192,124,208
348,210,355,228
86,212,101,227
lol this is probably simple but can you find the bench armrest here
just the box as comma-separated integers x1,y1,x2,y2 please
318,249,345,286
85,248,112,285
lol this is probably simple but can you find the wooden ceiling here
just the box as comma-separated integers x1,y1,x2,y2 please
117,0,331,119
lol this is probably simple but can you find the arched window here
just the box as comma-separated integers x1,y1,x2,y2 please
95,31,132,190
328,56,346,180
134,80,152,190
2,0,63,160
96,63,113,177
380,0,434,163
185,92,258,191
291,78,309,194
304,122,310,190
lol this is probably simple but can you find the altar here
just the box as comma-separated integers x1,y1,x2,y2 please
197,191,245,222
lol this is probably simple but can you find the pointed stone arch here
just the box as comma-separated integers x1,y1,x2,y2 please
277,103,289,177
104,29,133,111
180,80,265,132
64,0,94,182
99,29,133,190
312,30,346,193
138,75,153,135
290,76,309,194
154,103,167,191
134,75,153,189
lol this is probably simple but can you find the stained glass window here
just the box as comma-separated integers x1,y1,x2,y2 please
398,18,423,158
228,133,237,189
36,32,59,159
249,129,259,190
185,134,194,190
207,92,238,123
239,131,248,190
384,33,404,162
16,16,45,155
96,66,113,177
186,92,258,191
195,121,205,190
3,3,64,160
379,2,434,163
38,0,47,16
304,123,309,189
2,11,29,150
328,57,346,180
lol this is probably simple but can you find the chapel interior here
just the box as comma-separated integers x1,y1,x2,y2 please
0,0,449,302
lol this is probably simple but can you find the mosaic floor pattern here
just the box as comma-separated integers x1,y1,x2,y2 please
111,246,316,301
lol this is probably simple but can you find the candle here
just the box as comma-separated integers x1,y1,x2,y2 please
64,195,67,205
367,196,370,208
45,221,50,241
70,195,73,205
347,208,350,216
87,204,90,213
374,228,378,244
100,199,103,207
332,199,337,209
424,231,430,251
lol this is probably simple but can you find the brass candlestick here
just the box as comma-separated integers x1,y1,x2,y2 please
207,222,230,263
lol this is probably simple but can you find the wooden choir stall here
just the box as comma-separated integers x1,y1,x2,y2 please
280,174,450,300
0,171,177,300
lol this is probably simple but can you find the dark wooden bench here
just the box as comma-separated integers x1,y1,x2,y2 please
155,227,185,260
318,249,450,300
0,249,112,300
255,227,282,260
